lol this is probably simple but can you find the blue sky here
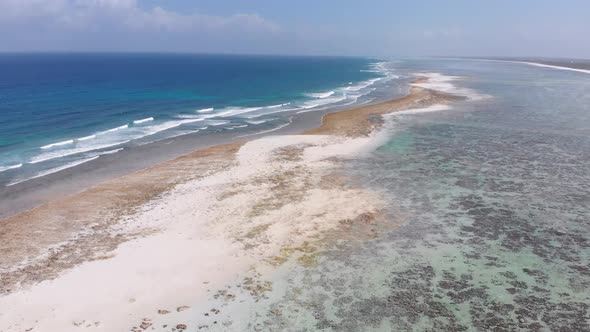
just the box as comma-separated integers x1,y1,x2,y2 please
1,0,589,57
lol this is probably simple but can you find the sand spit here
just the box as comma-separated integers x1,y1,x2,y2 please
0,80,457,331
305,86,459,137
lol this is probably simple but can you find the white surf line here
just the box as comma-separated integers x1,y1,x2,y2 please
40,139,75,150
97,148,124,156
245,118,274,125
78,134,96,141
266,103,290,108
7,156,100,187
103,124,129,134
133,117,154,124
196,107,214,113
305,91,335,98
28,140,131,164
411,72,489,101
0,163,22,173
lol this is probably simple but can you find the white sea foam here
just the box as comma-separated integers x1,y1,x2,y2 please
78,134,96,141
245,119,271,125
96,148,124,156
162,129,203,140
300,94,348,110
137,128,206,146
132,118,204,137
134,118,205,138
237,121,291,138
26,105,276,167
241,107,302,119
305,91,335,99
104,124,129,133
197,108,214,113
32,125,131,164
190,67,390,123
411,72,489,101
176,114,204,119
362,61,389,73
8,156,100,186
368,62,400,83
0,163,22,173
187,108,256,120
345,78,381,92
224,124,248,130
295,82,376,114
204,107,263,119
394,104,451,115
133,117,154,124
211,103,293,120
30,117,209,164
29,141,131,164
267,103,290,108
135,118,206,140
40,140,74,150
207,120,230,126
296,74,384,114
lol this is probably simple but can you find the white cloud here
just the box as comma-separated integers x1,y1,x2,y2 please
0,0,67,18
0,0,281,51
127,7,280,33
75,0,137,9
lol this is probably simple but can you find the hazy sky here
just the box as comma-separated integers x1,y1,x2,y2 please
1,0,589,58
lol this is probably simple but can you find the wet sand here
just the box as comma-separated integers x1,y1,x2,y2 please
0,80,457,331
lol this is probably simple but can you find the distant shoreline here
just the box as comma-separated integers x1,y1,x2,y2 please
443,56,590,73
514,60,590,74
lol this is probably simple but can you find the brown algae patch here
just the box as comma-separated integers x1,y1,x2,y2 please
267,210,391,269
247,166,312,218
297,253,321,268
265,241,320,267
242,276,274,302
244,223,272,239
216,187,242,201
271,144,312,163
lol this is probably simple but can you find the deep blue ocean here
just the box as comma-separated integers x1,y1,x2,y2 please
0,54,395,186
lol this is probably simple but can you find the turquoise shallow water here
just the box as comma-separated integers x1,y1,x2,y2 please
244,59,590,330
